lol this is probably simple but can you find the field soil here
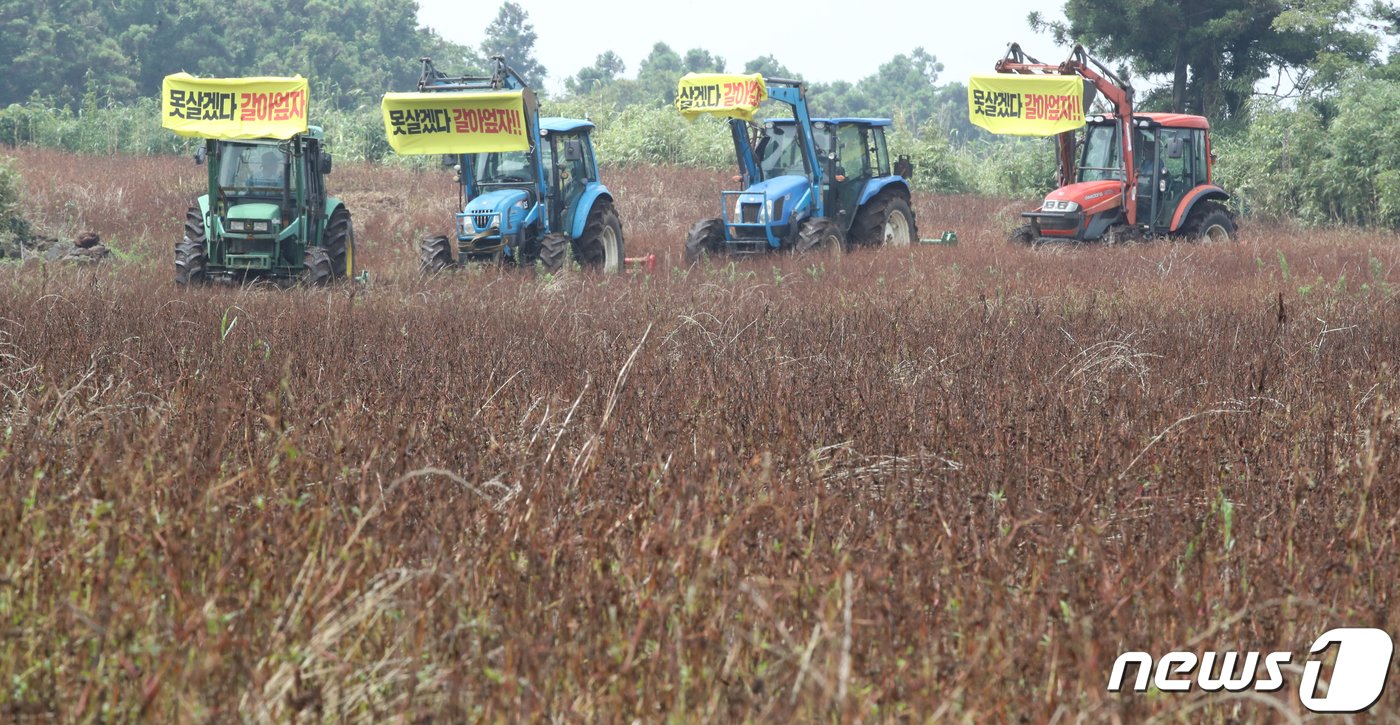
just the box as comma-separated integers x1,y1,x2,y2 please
3,148,1400,721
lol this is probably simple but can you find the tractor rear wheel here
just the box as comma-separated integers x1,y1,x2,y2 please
684,218,725,264
794,217,846,257
303,245,333,285
325,205,354,279
419,234,456,274
538,233,570,273
175,206,207,286
572,201,624,273
1185,202,1236,243
1008,225,1036,246
852,193,918,247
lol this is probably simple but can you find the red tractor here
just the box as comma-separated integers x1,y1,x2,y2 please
999,44,1236,245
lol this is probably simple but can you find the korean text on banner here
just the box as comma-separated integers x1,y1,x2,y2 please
381,91,529,155
162,74,308,140
674,74,768,121
967,75,1086,137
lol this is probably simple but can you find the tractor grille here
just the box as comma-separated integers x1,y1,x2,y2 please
740,203,762,224
470,211,497,230
1038,214,1080,232
229,238,275,255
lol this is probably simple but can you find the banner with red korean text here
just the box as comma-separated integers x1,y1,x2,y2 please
161,74,308,140
967,74,1085,137
674,73,768,121
380,91,529,155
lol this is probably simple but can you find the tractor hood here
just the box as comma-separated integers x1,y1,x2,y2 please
1043,180,1122,215
465,189,530,236
226,202,280,221
737,175,809,223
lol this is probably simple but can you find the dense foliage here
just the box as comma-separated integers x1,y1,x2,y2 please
0,0,477,109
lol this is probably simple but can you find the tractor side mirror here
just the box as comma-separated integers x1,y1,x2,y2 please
441,154,457,168
1166,137,1184,159
563,139,585,162
194,146,207,166
320,152,333,175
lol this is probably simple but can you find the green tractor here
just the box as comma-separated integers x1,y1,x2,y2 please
176,127,354,285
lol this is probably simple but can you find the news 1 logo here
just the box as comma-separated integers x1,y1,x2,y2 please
1108,628,1393,713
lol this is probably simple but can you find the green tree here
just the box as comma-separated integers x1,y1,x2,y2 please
683,48,726,73
861,48,944,129
566,51,626,95
1032,0,1377,119
481,1,546,87
743,55,798,79
637,43,684,104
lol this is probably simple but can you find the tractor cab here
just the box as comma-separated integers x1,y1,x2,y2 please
737,117,906,248
203,130,333,268
401,56,624,273
457,118,600,262
1037,112,1219,241
679,72,916,262
995,43,1234,245
809,118,899,232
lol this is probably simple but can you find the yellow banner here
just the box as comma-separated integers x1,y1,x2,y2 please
381,91,529,155
674,73,768,121
161,74,308,140
968,75,1086,137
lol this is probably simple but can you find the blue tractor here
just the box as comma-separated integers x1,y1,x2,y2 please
416,57,624,273
683,77,918,262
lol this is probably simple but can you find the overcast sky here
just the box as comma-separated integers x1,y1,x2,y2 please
416,0,1068,94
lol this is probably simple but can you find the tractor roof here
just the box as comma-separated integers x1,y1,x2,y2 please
1089,113,1210,130
540,117,594,133
767,117,893,127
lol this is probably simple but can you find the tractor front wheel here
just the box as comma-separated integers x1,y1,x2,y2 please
303,245,333,285
1185,202,1236,243
175,205,207,286
572,201,624,273
325,205,354,279
1008,225,1036,246
852,193,918,247
794,217,846,257
684,218,725,264
538,233,570,273
419,235,456,274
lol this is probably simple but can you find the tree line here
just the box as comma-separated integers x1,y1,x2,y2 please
0,1,1397,227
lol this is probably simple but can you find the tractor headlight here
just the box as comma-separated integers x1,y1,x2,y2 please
1043,200,1079,213
251,221,271,233
227,219,247,232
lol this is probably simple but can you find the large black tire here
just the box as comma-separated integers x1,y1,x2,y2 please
684,217,725,263
303,245,333,286
572,201,624,273
794,217,845,257
1183,202,1236,243
175,206,207,286
419,234,455,274
1008,224,1036,246
851,193,918,247
538,232,570,273
325,205,354,279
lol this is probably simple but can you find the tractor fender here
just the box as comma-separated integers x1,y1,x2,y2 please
323,196,346,220
1169,185,1230,233
197,195,211,226
568,183,614,239
857,177,911,208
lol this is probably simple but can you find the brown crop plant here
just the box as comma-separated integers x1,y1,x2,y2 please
2,147,1400,721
